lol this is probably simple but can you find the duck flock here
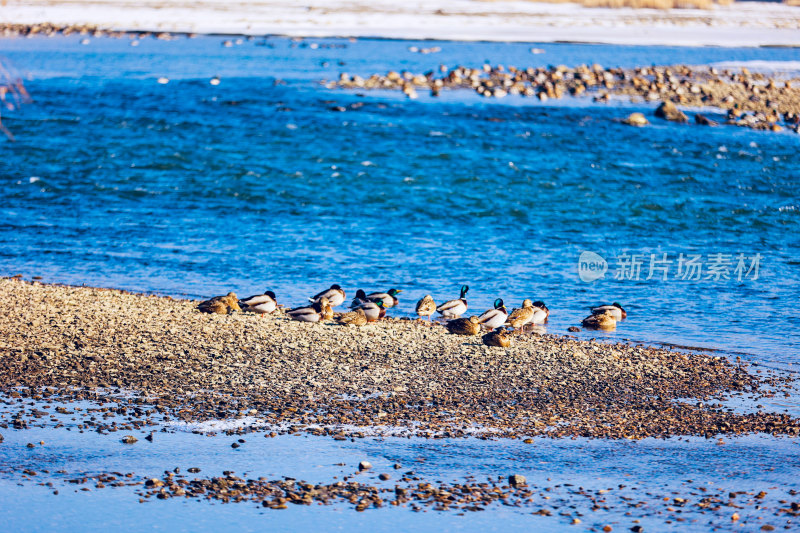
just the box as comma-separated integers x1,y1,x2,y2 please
198,284,627,348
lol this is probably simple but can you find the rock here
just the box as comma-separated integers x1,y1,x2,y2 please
378,473,391,481
121,435,137,444
358,461,372,471
145,478,164,488
0,433,3,443
567,326,581,333
622,112,648,126
630,527,644,533
655,101,688,122
694,114,718,126
188,467,201,473
231,442,240,449
508,474,526,487
26,443,35,448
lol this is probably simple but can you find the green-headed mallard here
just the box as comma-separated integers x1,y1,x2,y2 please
239,290,277,314
445,315,481,336
482,327,513,347
356,299,386,322
415,294,436,320
309,284,346,307
437,285,469,318
582,310,616,331
477,298,508,329
336,308,368,326
288,297,330,322
367,288,402,308
591,302,626,320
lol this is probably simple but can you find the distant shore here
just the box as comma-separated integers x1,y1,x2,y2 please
1,0,799,47
2,277,797,440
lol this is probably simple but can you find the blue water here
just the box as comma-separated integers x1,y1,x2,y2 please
1,35,800,369
2,396,799,532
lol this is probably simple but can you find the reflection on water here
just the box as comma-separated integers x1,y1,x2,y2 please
1,395,798,531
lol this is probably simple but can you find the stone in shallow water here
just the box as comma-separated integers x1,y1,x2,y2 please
508,474,526,487
358,461,372,471
623,112,649,126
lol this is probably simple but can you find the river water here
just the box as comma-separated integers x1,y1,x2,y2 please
1,34,799,531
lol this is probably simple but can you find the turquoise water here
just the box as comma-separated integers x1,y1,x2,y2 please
1,35,799,366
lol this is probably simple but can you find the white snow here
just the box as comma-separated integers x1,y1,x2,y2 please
1,0,799,47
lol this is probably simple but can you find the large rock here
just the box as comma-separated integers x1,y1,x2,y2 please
655,101,688,122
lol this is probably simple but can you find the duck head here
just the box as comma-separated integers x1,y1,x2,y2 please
494,298,505,311
522,299,533,308
532,300,547,309
355,289,367,299
387,288,403,296
612,302,624,310
265,290,276,299
460,285,469,298
330,284,342,291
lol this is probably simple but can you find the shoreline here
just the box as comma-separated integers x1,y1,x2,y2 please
2,276,797,441
1,1,800,47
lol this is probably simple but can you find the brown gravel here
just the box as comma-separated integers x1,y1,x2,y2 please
331,63,800,132
1,277,797,440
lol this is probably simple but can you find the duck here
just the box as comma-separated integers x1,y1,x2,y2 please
582,310,616,331
239,290,277,314
197,299,229,315
367,288,402,308
287,297,330,322
349,289,370,309
477,298,508,330
198,292,240,314
482,327,513,348
437,285,469,318
591,302,626,321
530,301,549,324
445,315,481,336
309,284,346,307
336,308,368,326
357,299,386,322
415,294,436,321
506,299,535,331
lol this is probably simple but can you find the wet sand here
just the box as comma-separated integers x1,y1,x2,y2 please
1,277,797,440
